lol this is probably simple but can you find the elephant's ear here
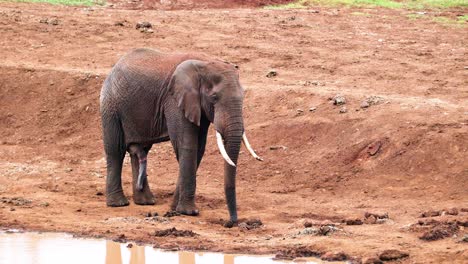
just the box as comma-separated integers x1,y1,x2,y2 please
169,60,203,126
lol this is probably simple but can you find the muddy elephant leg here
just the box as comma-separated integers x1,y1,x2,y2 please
168,120,199,215
170,119,208,211
103,113,129,207
106,153,129,207
129,144,155,205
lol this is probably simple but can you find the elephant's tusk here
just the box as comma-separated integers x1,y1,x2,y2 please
216,131,236,167
242,132,263,161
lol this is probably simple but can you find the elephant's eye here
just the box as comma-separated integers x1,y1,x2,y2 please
210,94,219,103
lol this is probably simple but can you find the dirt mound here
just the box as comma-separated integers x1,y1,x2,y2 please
154,227,198,237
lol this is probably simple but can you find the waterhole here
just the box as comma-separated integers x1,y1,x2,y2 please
0,230,321,264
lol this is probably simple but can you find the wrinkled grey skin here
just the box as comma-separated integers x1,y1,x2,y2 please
100,48,244,223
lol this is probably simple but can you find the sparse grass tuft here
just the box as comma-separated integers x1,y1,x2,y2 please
6,0,105,6
351,11,372,16
266,0,468,10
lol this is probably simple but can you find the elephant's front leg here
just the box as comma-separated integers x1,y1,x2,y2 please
172,122,200,216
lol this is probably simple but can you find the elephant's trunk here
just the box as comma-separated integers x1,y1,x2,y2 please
220,112,243,224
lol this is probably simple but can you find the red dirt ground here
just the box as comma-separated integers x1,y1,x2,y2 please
0,1,467,263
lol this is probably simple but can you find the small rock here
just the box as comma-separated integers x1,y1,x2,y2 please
364,215,377,224
360,101,370,108
136,21,153,33
270,145,287,150
266,70,277,78
304,221,313,228
376,218,388,224
127,243,133,248
136,21,152,29
153,212,159,217
459,234,468,243
445,208,458,216
113,234,127,243
420,210,441,218
362,257,383,264
10,208,15,211
321,251,348,261
332,95,346,105
145,212,152,217
346,218,363,225
114,20,128,26
339,106,347,113
366,141,382,156
163,211,180,218
40,202,49,207
96,191,104,196
378,250,409,261
309,106,317,112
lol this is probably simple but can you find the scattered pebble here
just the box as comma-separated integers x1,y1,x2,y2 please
113,234,126,243
96,191,104,196
239,219,263,230
321,251,348,261
459,234,468,243
266,69,277,78
114,20,128,26
366,141,382,156
309,106,317,112
154,227,198,237
345,218,363,225
332,94,346,105
419,223,458,241
126,243,133,248
378,249,409,261
269,145,287,150
420,210,441,218
360,101,370,108
39,18,59,25
339,106,347,113
136,21,153,33
363,257,383,264
163,211,180,217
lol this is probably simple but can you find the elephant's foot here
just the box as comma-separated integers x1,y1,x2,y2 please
176,203,199,216
106,192,129,207
133,189,155,205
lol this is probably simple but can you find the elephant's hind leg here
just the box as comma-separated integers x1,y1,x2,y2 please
102,113,129,207
129,144,155,205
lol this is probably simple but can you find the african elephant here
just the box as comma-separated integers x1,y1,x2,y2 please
100,48,261,223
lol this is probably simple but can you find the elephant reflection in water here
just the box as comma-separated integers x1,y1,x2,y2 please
105,241,145,264
105,241,235,264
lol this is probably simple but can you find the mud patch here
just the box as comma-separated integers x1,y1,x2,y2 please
274,246,322,260
419,223,459,241
238,219,263,230
378,249,409,261
1,197,32,206
153,228,198,237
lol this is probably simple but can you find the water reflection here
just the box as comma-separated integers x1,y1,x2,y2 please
0,231,320,264
105,241,241,264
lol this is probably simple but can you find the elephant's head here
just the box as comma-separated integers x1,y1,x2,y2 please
169,59,262,223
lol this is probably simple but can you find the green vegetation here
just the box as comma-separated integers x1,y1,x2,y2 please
351,11,372,16
266,0,468,9
8,0,104,6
